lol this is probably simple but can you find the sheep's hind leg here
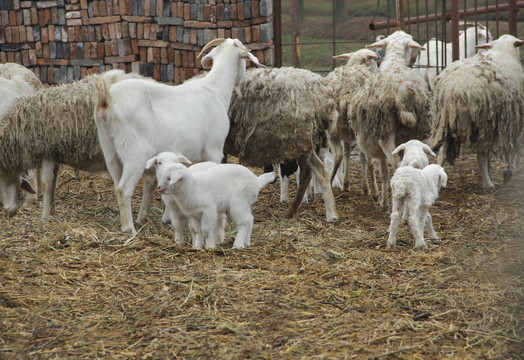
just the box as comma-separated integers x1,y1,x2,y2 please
285,157,312,219
40,160,60,219
379,158,390,212
309,152,338,222
477,149,495,192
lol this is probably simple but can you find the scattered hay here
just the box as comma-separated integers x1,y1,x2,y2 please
0,150,522,359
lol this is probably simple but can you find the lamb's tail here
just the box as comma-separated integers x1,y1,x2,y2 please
94,69,126,121
257,171,276,189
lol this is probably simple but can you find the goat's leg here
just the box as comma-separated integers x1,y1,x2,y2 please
285,157,312,219
379,158,390,212
477,149,495,192
116,166,144,234
164,196,186,245
217,213,227,245
201,209,218,249
40,160,60,219
308,152,338,222
387,199,403,248
136,171,156,225
230,203,254,249
189,218,204,249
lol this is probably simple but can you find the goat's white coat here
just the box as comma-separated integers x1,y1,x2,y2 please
157,163,275,249
94,38,263,233
387,164,447,249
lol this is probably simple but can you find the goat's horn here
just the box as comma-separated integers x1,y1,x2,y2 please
197,38,227,60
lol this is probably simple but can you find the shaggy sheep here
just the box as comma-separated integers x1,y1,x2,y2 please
387,164,448,250
94,38,264,234
156,162,275,249
0,69,146,218
415,24,492,90
348,30,431,211
145,152,226,246
225,66,339,222
0,63,43,91
431,34,524,192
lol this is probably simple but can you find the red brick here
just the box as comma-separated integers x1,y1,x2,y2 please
104,54,136,63
251,25,260,42
169,26,177,41
174,50,181,67
12,27,19,43
19,26,26,43
47,67,54,83
184,21,216,29
115,22,122,38
210,6,217,22
9,11,17,25
149,24,157,40
177,3,184,18
21,50,29,66
244,26,252,43
217,20,233,28
154,64,160,80
97,42,105,58
144,0,150,16
88,25,96,41
128,22,136,38
66,4,81,11
252,1,259,17
43,43,50,58
81,67,88,77
30,7,38,23
238,3,245,20
39,8,51,26
171,3,177,17
86,16,121,25
190,29,197,45
160,47,167,64
146,47,153,62
26,27,34,42
109,39,118,55
7,52,15,63
121,21,129,38
137,23,144,39
101,23,110,40
41,27,49,43
80,0,88,9
108,23,116,39
130,38,138,54
139,46,146,62
5,27,12,43
231,4,237,20
138,39,169,48
184,4,190,20
143,23,150,40
91,2,99,16
37,58,70,66
51,8,58,24
99,1,107,17
29,49,37,65
121,16,153,22
48,25,55,41
67,19,83,26
35,41,42,57
168,48,174,63
156,0,163,17
0,53,7,64
85,42,91,58
153,47,160,63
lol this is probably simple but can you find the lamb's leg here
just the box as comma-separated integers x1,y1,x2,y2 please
285,157,312,219
164,196,186,245
477,149,495,192
308,152,338,222
409,209,428,250
201,209,218,249
379,158,390,212
425,212,439,242
217,213,227,245
189,218,204,249
136,171,156,225
387,198,403,248
40,159,60,219
116,165,144,234
230,204,254,249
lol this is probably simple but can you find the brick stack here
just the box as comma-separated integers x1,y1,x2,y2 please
0,0,274,84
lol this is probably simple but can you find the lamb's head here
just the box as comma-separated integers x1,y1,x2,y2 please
156,163,189,195
0,172,35,217
332,49,378,70
393,139,436,169
367,30,425,68
145,152,191,179
476,34,524,56
425,164,448,189
197,38,266,88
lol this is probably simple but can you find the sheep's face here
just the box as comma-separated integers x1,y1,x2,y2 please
0,173,35,217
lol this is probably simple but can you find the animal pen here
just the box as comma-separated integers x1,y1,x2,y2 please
276,0,523,73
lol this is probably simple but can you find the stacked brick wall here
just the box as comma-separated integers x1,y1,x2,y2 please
0,0,274,84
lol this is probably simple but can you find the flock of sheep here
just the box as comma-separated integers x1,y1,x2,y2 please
0,29,522,251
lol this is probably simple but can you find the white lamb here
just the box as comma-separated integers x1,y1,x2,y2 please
94,38,264,234
156,163,275,249
145,152,226,246
392,139,436,169
387,164,447,250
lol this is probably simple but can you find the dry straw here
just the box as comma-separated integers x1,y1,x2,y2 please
0,150,522,359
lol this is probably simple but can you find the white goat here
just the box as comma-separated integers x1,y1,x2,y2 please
145,152,226,246
94,38,264,234
392,139,436,169
387,164,447,250
415,24,492,90
156,163,275,249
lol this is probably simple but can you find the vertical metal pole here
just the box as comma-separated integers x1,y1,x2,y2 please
441,0,446,69
291,0,300,68
406,0,411,34
451,0,459,62
274,0,282,68
434,0,439,74
332,0,336,69
495,0,500,38
387,0,391,34
508,0,518,36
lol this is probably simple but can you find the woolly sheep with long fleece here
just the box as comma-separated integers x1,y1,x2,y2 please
156,162,275,249
95,38,264,234
225,66,339,222
431,34,524,192
0,69,147,219
387,164,447,250
348,30,431,211
324,48,378,192
0,63,43,91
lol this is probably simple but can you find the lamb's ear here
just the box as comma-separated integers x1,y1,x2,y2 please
145,157,158,169
439,169,448,188
392,143,406,155
422,143,437,157
20,177,36,194
168,170,185,186
177,154,192,166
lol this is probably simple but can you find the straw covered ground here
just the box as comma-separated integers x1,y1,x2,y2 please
0,150,522,359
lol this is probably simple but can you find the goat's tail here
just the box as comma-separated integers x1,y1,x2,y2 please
257,172,276,189
94,69,125,121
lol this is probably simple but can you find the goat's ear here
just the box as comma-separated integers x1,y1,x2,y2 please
392,143,405,155
422,144,437,157
332,53,351,60
242,51,266,68
201,54,214,69
177,154,192,166
366,38,388,49
145,157,157,169
20,177,36,194
476,41,493,49
367,53,378,60
439,169,448,188
514,40,524,48
168,170,184,186
407,40,425,51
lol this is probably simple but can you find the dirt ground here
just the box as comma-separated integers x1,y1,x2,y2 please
0,149,522,359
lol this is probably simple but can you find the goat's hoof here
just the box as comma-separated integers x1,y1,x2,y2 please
326,214,339,223
413,244,429,251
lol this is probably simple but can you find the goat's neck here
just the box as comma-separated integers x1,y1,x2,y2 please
203,57,243,109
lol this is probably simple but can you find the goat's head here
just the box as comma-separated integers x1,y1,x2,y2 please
366,30,425,67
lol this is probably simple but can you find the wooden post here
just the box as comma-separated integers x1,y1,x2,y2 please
291,0,301,68
451,0,460,61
